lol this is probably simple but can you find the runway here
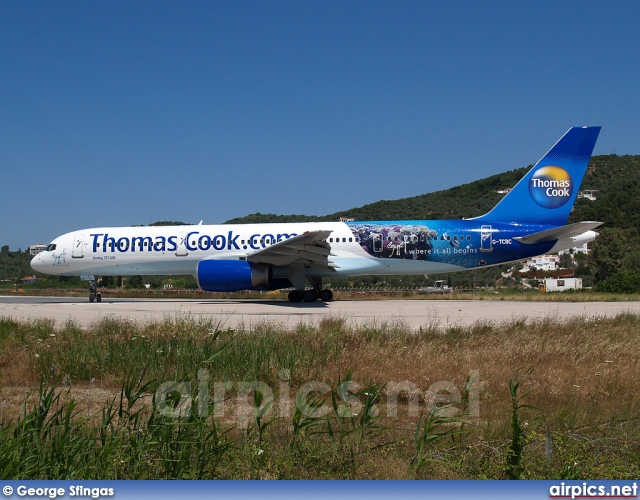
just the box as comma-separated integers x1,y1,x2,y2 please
2,295,640,330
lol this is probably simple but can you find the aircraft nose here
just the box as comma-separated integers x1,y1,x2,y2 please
30,253,46,272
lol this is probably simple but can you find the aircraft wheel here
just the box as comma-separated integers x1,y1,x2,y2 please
288,290,303,302
303,289,319,302
89,294,95,303
96,294,102,303
319,289,333,302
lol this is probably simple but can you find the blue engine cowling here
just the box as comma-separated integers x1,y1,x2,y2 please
197,260,288,292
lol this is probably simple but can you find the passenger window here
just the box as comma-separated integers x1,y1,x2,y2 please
349,238,352,242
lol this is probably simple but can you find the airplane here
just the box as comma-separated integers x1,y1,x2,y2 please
31,126,602,303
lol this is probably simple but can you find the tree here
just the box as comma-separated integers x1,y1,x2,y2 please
150,221,189,226
595,271,640,294
125,275,144,289
589,228,640,282
558,253,574,271
1,245,8,253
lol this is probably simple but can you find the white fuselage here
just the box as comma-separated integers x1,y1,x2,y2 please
30,221,470,279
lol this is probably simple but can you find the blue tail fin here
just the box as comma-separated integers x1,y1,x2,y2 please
476,126,600,226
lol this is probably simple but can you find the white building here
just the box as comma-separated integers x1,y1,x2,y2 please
557,242,589,256
521,254,560,272
540,278,583,292
29,244,46,255
577,190,598,201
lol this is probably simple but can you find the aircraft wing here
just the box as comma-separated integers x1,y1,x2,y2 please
245,230,338,270
514,221,603,244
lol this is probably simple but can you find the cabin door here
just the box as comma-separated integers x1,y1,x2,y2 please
480,225,493,252
176,232,189,256
72,233,85,258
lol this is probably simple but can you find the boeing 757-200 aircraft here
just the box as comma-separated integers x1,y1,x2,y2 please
32,126,602,302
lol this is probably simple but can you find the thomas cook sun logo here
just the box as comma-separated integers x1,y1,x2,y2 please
528,165,572,209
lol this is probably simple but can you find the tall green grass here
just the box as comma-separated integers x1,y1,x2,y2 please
0,374,232,479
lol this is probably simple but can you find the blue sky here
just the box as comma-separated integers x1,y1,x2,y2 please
2,1,639,250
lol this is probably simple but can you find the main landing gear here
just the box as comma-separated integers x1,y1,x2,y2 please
287,288,333,303
287,278,333,303
89,278,102,303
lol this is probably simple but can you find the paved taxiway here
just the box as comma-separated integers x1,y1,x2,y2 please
1,296,640,330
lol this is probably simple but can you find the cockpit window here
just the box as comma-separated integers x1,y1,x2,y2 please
46,244,56,252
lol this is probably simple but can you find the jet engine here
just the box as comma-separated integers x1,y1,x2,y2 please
197,260,283,292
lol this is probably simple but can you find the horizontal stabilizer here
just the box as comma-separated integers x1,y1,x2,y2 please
514,221,603,244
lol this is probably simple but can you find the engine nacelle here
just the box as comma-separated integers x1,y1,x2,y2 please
197,260,274,292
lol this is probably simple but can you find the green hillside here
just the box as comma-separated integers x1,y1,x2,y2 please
569,155,640,230
226,167,528,224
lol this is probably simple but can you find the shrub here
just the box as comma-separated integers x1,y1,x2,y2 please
595,271,640,293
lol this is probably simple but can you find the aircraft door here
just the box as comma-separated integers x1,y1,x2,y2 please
72,233,85,258
480,225,493,252
176,232,188,256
